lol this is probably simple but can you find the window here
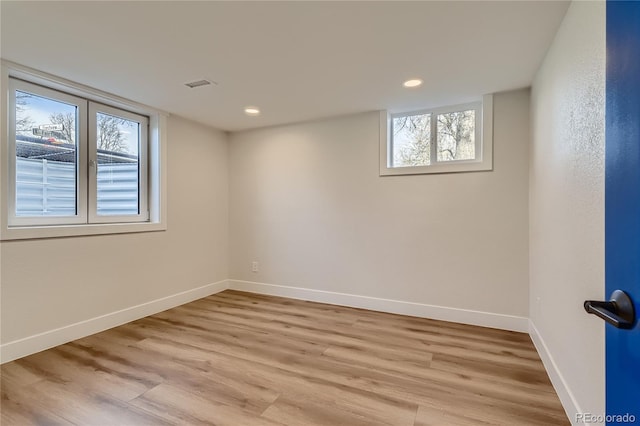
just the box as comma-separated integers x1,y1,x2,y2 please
379,95,493,175
11,82,86,225
1,62,166,240
89,103,148,223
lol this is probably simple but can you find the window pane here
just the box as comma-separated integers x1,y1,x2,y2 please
15,90,77,216
392,113,431,167
436,110,475,162
96,112,140,216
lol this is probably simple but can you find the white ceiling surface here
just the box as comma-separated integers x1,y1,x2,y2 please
1,1,569,132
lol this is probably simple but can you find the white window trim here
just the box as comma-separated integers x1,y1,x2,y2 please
88,102,149,224
8,78,89,227
0,60,168,241
379,94,493,176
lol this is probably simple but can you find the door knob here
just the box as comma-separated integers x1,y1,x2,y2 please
584,290,636,329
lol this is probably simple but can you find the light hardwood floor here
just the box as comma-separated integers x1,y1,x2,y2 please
1,290,569,425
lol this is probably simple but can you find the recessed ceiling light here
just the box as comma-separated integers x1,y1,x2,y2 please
403,78,423,88
244,106,261,116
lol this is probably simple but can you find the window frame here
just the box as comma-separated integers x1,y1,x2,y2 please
8,78,89,227
88,102,149,224
379,94,493,176
1,60,167,241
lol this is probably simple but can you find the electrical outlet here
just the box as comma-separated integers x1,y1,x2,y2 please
252,261,259,273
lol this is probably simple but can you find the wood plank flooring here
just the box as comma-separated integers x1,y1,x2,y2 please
0,290,569,425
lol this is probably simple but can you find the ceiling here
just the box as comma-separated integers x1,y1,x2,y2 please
1,1,569,132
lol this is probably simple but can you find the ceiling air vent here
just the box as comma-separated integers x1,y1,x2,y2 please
184,79,213,89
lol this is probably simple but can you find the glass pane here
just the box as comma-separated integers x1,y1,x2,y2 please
15,90,77,216
96,112,140,216
437,110,475,162
392,113,431,167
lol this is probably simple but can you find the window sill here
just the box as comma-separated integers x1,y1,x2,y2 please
1,221,166,241
379,160,492,176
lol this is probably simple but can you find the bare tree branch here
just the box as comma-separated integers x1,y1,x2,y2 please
393,109,475,166
97,114,130,152
49,112,75,143
395,114,431,167
16,92,35,132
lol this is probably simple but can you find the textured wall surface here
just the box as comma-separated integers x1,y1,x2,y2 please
530,0,605,418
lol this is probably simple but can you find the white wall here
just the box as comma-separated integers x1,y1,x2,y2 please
0,115,229,350
529,0,605,421
229,89,530,326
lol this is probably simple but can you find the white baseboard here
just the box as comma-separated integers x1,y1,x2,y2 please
529,320,584,426
228,280,529,332
0,276,579,426
0,279,229,364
